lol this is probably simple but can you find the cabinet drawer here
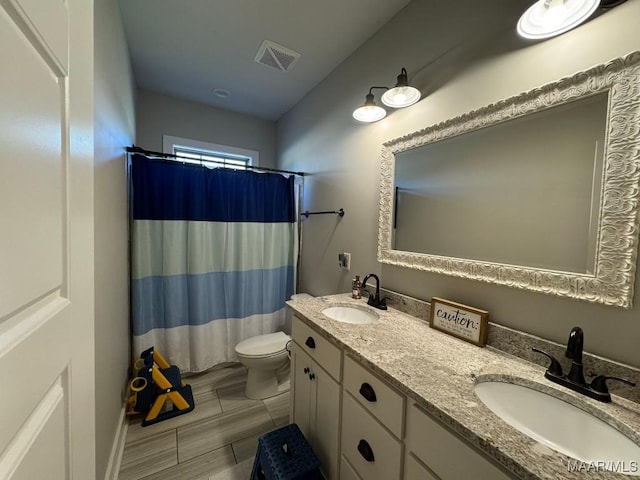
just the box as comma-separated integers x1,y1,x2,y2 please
342,392,403,480
405,403,514,480
344,355,405,438
292,315,342,381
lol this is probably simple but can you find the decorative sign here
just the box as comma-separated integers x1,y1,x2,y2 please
429,297,488,347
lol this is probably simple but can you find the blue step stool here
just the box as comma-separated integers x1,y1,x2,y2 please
250,423,322,480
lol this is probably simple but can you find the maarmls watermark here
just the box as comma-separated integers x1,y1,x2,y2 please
567,460,639,474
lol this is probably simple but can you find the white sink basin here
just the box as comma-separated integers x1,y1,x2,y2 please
474,381,640,473
322,305,378,324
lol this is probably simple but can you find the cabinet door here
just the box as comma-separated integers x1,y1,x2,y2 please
292,344,341,479
311,362,341,480
405,403,514,480
341,456,363,480
292,347,313,438
405,453,440,480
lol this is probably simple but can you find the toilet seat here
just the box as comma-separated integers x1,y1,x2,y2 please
235,331,290,358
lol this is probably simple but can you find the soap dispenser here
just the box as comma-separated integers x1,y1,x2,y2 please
352,275,361,299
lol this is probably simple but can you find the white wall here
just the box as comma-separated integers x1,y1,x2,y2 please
277,0,640,367
94,0,136,477
136,89,277,169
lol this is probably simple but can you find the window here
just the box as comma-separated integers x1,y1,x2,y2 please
162,135,259,171
172,147,250,170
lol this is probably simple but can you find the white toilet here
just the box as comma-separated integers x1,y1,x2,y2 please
235,331,292,399
234,293,313,399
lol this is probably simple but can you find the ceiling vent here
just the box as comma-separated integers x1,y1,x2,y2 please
254,40,301,72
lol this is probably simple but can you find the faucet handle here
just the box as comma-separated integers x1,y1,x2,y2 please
532,347,564,377
590,375,636,395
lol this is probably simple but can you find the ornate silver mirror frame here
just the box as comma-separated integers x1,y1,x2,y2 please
378,52,640,308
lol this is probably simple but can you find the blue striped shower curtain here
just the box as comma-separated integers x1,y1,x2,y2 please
130,154,296,372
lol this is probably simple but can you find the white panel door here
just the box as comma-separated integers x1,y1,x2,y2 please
0,0,94,478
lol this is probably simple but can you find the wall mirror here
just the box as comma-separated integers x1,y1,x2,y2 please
378,52,640,308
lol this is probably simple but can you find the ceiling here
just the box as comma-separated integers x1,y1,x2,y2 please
118,0,413,121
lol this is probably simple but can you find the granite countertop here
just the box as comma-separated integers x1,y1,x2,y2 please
287,293,640,480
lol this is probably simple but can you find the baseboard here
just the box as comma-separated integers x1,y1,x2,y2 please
103,403,128,480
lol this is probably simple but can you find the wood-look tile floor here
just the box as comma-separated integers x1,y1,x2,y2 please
118,364,291,480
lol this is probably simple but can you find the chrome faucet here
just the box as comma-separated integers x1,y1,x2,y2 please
533,326,635,402
360,273,387,310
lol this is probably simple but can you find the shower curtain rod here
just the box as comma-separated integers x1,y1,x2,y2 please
126,145,305,177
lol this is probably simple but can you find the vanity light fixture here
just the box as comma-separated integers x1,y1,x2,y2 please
353,68,421,123
517,0,600,39
381,68,421,108
352,87,388,123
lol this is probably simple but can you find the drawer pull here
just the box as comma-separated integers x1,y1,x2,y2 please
309,373,316,381
303,367,310,374
359,382,377,402
305,336,316,349
357,439,375,462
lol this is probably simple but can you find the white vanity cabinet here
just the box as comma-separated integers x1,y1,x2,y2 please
291,316,342,480
290,313,518,480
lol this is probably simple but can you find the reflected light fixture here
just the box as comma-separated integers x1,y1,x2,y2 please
517,0,600,39
353,68,420,123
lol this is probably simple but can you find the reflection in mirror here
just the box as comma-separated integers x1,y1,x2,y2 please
378,52,640,308
393,93,608,274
